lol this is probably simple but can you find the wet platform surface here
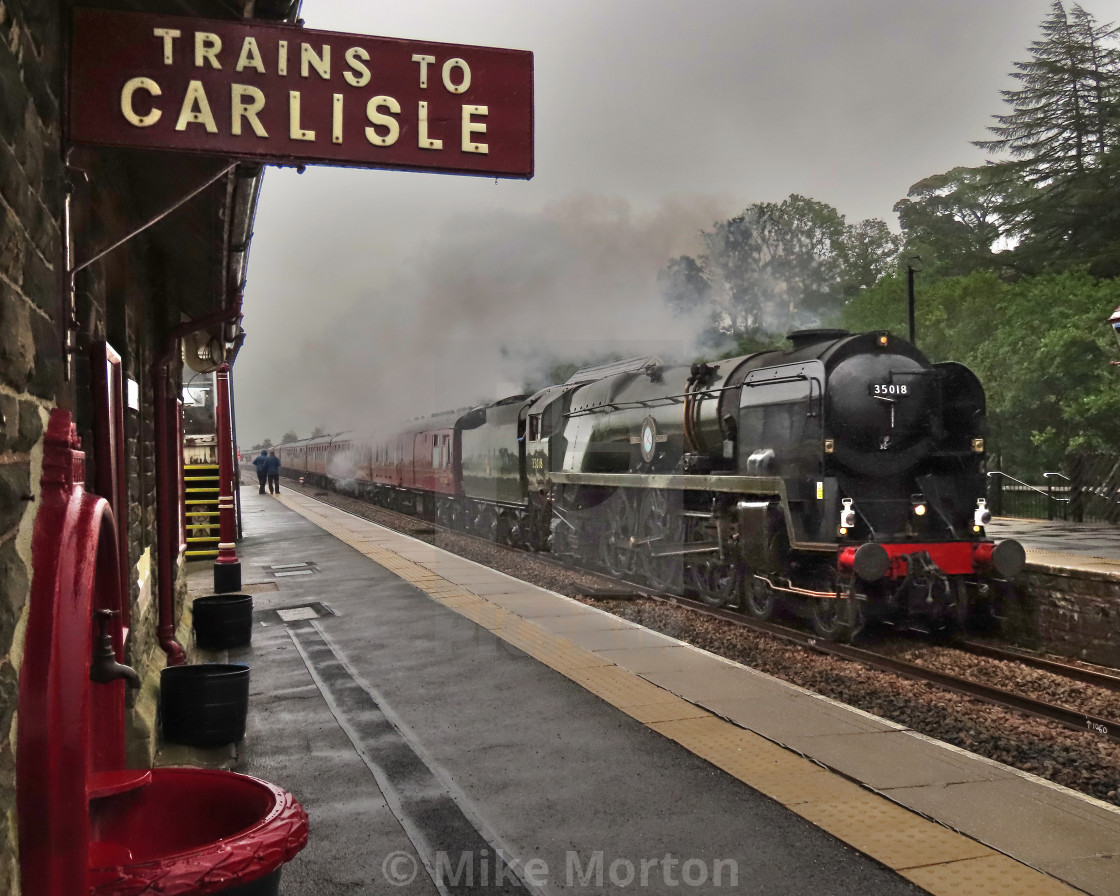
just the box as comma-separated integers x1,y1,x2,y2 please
201,491,1120,895
990,516,1120,577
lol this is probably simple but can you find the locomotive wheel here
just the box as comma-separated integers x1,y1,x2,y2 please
744,577,776,620
809,596,862,642
636,489,683,591
599,490,639,577
693,562,740,608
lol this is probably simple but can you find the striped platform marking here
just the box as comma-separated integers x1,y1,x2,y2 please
275,493,1082,896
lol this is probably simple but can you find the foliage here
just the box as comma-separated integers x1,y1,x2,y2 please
971,2,1120,276
976,2,1120,184
893,166,1019,277
840,268,1120,472
658,194,898,344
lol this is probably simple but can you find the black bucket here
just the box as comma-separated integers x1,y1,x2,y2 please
193,593,254,649
160,663,250,747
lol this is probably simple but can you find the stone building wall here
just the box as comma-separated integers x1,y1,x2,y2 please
0,2,63,890
0,2,202,888
1004,565,1120,668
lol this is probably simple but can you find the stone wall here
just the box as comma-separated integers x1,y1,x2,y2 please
0,2,62,891
1003,564,1120,668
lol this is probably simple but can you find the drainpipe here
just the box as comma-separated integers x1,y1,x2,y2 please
152,298,243,665
213,362,241,592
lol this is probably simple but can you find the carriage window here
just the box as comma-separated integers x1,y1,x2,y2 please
528,414,541,442
432,440,441,468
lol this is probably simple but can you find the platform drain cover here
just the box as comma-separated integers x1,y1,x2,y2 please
256,602,337,625
263,561,319,577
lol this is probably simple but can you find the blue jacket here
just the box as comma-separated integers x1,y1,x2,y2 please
252,452,268,471
264,454,281,474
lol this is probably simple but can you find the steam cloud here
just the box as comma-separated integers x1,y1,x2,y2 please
271,194,736,440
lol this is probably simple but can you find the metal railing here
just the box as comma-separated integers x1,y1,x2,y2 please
987,467,1120,522
987,471,1072,520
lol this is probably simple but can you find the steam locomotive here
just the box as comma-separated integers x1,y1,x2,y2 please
276,329,1025,640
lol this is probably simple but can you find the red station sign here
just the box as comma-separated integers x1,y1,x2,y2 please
69,8,534,178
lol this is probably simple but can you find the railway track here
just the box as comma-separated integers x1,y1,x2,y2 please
288,477,1120,747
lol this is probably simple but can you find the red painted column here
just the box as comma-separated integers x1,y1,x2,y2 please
213,363,241,592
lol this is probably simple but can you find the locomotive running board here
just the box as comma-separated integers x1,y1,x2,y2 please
550,471,836,555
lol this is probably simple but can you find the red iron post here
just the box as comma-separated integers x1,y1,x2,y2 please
213,363,241,592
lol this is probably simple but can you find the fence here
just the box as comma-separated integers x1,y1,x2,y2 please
987,454,1120,523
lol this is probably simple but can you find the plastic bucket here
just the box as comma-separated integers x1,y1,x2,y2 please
193,593,254,649
160,664,250,747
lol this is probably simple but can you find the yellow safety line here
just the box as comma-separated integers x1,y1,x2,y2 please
274,493,1083,896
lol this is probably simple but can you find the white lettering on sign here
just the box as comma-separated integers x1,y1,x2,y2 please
289,90,314,140
236,37,266,74
195,32,222,69
332,93,343,143
120,76,499,155
343,47,371,87
153,28,180,64
364,96,400,146
232,84,267,137
121,77,162,127
461,105,487,153
412,54,436,88
442,58,470,93
176,80,217,132
417,100,442,150
301,43,330,79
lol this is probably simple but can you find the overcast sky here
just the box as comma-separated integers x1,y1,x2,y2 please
233,0,1120,445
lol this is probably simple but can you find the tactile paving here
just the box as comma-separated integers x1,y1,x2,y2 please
276,493,1100,896
903,853,1085,896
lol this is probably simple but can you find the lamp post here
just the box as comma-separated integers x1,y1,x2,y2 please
907,256,923,346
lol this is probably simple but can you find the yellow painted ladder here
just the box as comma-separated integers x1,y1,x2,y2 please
185,463,220,558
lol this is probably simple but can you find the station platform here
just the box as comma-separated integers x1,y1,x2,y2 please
991,516,1120,577
192,490,1120,895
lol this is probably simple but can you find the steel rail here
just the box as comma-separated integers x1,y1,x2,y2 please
290,477,1120,745
957,639,1120,692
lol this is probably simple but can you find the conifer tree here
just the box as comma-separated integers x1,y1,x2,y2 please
976,1,1120,185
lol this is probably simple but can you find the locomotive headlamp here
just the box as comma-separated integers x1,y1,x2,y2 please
911,497,928,517
839,498,857,535
971,439,985,453
877,334,889,347
974,498,992,530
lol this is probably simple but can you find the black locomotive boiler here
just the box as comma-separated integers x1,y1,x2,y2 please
535,328,1024,638
279,328,1025,640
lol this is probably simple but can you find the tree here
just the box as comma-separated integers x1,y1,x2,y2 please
841,267,1120,472
976,2,1120,185
972,2,1120,275
659,194,897,344
893,166,1015,277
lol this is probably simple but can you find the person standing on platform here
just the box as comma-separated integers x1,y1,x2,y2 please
265,450,282,494
252,449,268,494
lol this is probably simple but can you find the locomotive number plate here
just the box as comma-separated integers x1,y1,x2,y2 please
869,384,910,397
